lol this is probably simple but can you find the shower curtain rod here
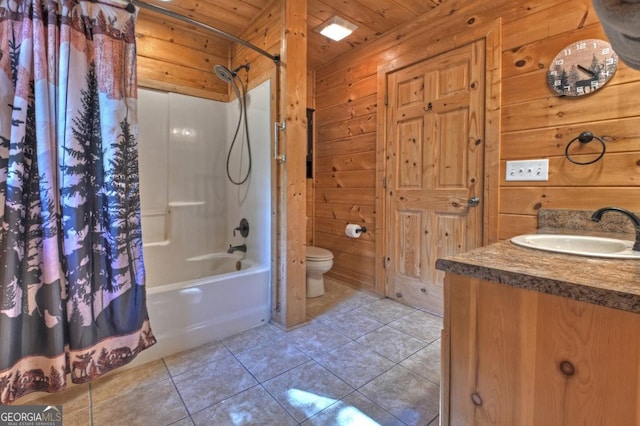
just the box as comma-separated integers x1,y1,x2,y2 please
130,0,281,65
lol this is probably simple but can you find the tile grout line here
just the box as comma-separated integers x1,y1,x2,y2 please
186,383,264,423
162,358,194,425
183,345,297,422
322,346,409,423
255,382,300,425
303,358,405,424
305,294,442,424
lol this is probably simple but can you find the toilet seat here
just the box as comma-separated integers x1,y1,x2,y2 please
306,246,333,261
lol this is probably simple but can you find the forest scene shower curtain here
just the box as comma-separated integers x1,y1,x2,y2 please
0,0,155,403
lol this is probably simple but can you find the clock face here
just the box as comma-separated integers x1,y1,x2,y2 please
547,38,618,97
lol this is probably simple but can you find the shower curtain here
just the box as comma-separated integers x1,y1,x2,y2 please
0,0,155,403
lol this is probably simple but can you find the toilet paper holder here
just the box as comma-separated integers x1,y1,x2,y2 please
345,223,368,238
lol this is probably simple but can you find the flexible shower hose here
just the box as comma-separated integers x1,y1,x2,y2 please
226,77,252,185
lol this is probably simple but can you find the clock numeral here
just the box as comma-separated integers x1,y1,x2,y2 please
555,59,564,66
602,47,611,55
554,79,562,87
563,48,572,56
576,42,586,50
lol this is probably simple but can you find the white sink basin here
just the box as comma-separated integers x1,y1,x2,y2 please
511,234,640,259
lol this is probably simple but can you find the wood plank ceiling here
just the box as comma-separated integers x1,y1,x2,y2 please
137,0,448,69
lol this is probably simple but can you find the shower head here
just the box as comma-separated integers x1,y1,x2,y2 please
214,64,235,84
213,63,250,84
214,63,250,100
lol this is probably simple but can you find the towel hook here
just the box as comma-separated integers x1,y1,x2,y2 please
564,131,606,165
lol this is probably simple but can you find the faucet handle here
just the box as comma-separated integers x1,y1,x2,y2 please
233,218,250,238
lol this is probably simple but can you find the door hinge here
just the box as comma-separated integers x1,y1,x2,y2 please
383,176,387,189
384,94,388,106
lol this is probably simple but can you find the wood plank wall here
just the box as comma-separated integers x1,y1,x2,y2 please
136,0,281,100
136,9,230,101
230,0,282,94
314,0,640,294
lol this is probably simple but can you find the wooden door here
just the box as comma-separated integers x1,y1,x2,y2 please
385,41,485,315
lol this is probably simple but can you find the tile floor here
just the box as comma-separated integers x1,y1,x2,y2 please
19,279,442,425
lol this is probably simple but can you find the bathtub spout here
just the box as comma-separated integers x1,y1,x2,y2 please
227,244,247,254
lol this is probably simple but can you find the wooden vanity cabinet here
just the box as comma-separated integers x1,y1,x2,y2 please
441,273,640,425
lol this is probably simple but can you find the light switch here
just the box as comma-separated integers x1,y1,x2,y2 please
505,159,549,181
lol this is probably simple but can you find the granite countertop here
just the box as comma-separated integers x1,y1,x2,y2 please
435,239,640,313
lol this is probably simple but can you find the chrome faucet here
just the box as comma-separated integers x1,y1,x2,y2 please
227,243,247,254
590,207,640,251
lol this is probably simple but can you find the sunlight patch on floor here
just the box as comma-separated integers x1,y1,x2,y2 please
286,389,381,425
336,406,381,425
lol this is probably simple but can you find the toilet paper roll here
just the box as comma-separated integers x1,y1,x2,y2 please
345,224,362,238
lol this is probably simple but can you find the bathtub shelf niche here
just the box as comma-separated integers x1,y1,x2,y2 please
168,201,206,207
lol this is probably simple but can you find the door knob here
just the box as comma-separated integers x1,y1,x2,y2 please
468,196,480,207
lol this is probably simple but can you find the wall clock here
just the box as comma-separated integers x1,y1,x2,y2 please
547,38,618,97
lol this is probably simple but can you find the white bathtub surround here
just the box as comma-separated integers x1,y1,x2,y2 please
136,81,272,363
225,82,272,267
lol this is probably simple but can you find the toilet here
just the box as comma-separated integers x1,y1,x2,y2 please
305,246,334,298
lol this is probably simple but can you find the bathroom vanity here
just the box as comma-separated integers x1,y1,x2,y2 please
436,238,640,425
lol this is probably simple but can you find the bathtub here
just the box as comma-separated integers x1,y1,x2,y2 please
131,253,271,366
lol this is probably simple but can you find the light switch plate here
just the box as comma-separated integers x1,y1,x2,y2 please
505,159,549,181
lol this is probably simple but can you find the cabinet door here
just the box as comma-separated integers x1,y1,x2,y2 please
444,274,538,425
532,292,640,424
443,273,640,425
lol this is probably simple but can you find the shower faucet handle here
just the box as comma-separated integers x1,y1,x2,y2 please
233,218,250,238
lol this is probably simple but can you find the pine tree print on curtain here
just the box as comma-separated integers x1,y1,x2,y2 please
0,0,155,404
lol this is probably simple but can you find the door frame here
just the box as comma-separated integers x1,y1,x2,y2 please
374,20,501,298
